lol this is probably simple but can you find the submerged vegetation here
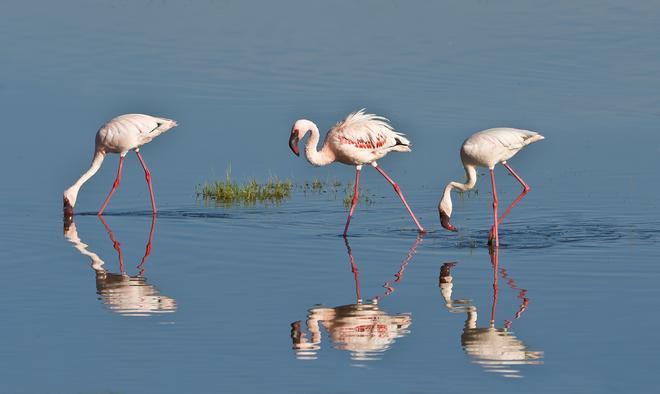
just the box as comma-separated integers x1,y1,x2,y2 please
197,171,376,208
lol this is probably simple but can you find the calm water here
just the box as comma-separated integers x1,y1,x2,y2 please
2,0,660,392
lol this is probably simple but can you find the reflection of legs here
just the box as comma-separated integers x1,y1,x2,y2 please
489,246,499,326
98,215,125,274
372,164,425,233
343,166,361,236
137,215,157,276
489,162,530,243
499,265,529,328
98,156,125,215
489,169,499,248
343,237,362,303
377,233,424,300
135,150,157,214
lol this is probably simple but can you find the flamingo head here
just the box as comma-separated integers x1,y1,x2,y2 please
289,119,314,156
438,199,457,232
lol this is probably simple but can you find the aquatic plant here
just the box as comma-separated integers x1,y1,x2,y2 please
197,169,292,206
342,181,374,209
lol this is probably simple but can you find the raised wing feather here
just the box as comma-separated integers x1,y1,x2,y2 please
331,109,410,150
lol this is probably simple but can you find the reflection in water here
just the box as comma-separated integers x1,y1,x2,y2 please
291,236,423,362
64,216,176,317
439,248,543,378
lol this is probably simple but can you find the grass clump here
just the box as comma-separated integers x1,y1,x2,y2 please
197,169,292,207
342,181,374,209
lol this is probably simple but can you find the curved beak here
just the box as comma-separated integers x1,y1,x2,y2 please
289,133,300,156
64,197,74,220
439,209,457,232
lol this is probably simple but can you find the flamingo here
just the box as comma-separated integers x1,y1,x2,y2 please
438,249,543,378
438,128,544,247
290,236,421,361
289,109,425,235
63,114,177,218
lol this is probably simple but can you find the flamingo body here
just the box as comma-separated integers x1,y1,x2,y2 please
439,127,544,246
63,114,177,217
460,128,544,169
289,109,424,235
324,111,411,166
96,114,177,155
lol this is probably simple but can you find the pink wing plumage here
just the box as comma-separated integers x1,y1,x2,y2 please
330,109,410,151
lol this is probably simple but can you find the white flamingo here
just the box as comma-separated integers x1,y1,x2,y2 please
438,128,544,246
63,114,177,217
289,109,424,235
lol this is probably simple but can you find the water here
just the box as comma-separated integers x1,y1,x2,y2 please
1,0,660,392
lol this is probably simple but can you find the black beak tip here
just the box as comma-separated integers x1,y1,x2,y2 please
439,210,458,232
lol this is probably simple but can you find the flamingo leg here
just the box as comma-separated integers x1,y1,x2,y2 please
98,156,125,216
343,237,362,303
489,168,499,248
98,215,125,274
343,167,361,236
372,164,425,233
137,215,157,277
488,162,530,243
489,246,499,327
135,150,157,214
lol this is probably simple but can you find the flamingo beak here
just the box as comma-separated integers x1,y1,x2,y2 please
289,133,300,156
64,197,74,220
439,209,457,232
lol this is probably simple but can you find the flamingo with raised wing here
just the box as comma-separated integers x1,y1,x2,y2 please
438,128,544,247
63,114,177,219
289,109,424,235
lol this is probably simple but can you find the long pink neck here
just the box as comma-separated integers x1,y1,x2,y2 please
304,124,335,167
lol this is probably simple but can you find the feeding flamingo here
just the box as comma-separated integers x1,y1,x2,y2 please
438,128,544,247
63,114,177,218
289,109,424,235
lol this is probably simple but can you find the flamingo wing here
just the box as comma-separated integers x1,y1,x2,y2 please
482,128,543,152
330,109,410,151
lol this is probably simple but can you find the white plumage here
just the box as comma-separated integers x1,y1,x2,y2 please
64,113,177,217
439,127,544,246
96,114,177,155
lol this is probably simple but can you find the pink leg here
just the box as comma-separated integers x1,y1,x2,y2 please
343,237,362,303
489,169,499,248
98,156,125,216
373,165,425,233
488,163,530,243
343,167,361,236
98,215,125,274
489,246,499,326
135,151,157,214
137,215,157,277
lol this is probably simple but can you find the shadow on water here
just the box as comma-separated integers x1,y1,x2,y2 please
64,215,177,317
290,235,423,364
439,248,543,378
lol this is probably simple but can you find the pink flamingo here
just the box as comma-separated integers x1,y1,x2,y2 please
289,109,425,235
438,128,544,247
63,114,177,218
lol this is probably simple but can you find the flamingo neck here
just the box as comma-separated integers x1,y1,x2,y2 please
304,124,335,167
64,151,105,207
440,164,478,213
64,221,106,272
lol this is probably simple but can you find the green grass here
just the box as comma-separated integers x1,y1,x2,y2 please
342,181,374,209
197,169,292,206
197,170,376,209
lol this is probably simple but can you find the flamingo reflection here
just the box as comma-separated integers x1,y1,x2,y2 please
64,216,176,316
291,236,423,362
439,248,542,378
